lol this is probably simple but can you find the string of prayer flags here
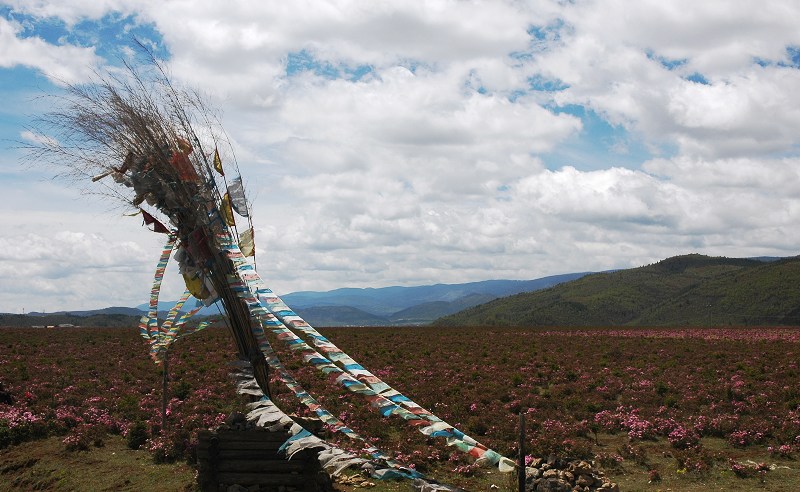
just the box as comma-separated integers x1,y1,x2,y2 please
130,135,516,479
139,233,176,337
141,286,210,364
213,231,515,472
231,363,422,481
219,270,410,469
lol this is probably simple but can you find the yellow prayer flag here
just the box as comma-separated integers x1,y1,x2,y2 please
182,273,208,300
220,193,235,226
213,147,224,176
239,227,255,257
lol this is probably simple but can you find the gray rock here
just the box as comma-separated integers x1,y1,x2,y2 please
535,478,572,492
598,480,619,492
576,474,595,487
526,467,542,480
570,460,593,476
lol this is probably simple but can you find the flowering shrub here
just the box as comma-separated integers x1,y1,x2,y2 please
594,406,656,440
730,460,755,478
1,324,800,479
728,429,765,448
667,425,700,450
674,448,713,473
452,462,481,477
63,423,107,451
0,406,48,447
767,443,793,459
0,326,239,461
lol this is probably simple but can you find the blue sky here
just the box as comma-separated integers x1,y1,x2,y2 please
1,0,799,312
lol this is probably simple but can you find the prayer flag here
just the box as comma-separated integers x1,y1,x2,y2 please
239,227,255,257
183,273,207,300
228,177,248,217
220,194,235,226
213,147,224,176
141,209,170,234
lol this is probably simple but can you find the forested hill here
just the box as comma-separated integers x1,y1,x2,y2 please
434,254,800,327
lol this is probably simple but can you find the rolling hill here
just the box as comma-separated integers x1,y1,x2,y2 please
8,255,794,328
434,254,800,327
1,273,590,327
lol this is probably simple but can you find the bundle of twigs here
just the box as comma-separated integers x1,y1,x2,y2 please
27,53,270,395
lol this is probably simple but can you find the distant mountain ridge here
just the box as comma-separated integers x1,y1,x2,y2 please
6,255,793,328
2,273,591,327
283,274,591,325
434,254,800,327
26,306,146,317
282,274,590,315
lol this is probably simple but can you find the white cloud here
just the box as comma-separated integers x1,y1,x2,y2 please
0,230,163,312
666,67,800,157
537,0,800,158
1,0,800,311
19,129,57,148
1,0,138,25
0,16,101,84
556,0,800,77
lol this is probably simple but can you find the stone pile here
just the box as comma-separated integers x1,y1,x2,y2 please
525,456,618,492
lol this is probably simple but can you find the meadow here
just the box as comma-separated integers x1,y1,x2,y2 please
1,325,799,490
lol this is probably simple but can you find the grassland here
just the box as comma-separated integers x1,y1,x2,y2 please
2,325,800,491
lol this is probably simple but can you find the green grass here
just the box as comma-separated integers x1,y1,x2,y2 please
4,435,799,491
592,433,800,492
0,436,195,491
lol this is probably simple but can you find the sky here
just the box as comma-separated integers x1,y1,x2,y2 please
1,0,799,313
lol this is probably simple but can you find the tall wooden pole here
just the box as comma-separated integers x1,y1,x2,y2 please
162,349,169,432
518,411,525,492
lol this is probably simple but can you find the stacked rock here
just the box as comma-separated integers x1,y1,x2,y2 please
525,455,618,492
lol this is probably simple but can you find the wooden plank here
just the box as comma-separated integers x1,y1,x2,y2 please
195,430,324,491
214,449,304,460
213,430,291,442
216,460,306,473
215,472,307,486
197,440,285,451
